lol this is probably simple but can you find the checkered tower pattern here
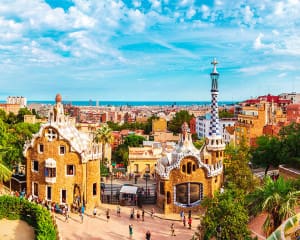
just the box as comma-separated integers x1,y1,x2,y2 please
209,59,221,137
209,91,221,136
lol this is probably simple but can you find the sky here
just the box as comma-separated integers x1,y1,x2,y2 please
0,0,299,101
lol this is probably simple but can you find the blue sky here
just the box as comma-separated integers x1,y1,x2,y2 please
0,0,299,101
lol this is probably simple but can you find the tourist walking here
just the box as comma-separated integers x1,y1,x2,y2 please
129,224,133,239
136,210,140,221
170,223,176,236
93,207,97,218
65,204,69,222
151,208,154,218
106,208,110,222
183,215,186,227
80,205,85,224
145,230,151,240
188,217,192,229
116,205,121,217
180,210,184,221
142,209,145,221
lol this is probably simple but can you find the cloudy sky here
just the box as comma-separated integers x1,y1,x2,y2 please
0,0,299,101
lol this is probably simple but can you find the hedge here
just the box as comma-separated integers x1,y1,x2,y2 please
0,195,57,240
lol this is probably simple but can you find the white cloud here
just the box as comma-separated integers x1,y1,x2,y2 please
179,0,194,7
277,73,287,78
149,0,161,10
186,7,196,19
132,0,141,8
200,5,210,19
243,5,254,25
128,9,146,33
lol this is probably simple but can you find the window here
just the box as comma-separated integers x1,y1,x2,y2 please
192,164,196,171
159,181,165,195
66,165,74,176
134,164,139,173
187,162,192,174
46,186,52,200
59,145,66,155
45,128,57,141
216,151,219,157
93,183,97,196
182,165,186,173
33,182,38,197
32,160,39,172
61,190,66,203
205,159,208,164
45,168,56,177
145,164,150,173
175,182,203,206
38,144,44,153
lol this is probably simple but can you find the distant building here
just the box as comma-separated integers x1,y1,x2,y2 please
152,118,167,133
196,114,236,141
279,92,300,104
24,94,101,209
7,96,27,107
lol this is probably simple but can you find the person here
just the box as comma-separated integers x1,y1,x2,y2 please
136,210,140,221
80,205,85,224
188,217,192,229
180,210,184,221
151,208,154,218
93,207,97,218
183,215,186,227
106,208,110,222
65,205,69,222
117,205,121,217
170,223,176,236
146,230,151,240
129,224,133,239
142,209,145,221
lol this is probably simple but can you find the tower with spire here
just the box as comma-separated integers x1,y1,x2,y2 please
206,59,225,153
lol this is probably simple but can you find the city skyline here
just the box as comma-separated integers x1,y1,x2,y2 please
0,0,299,101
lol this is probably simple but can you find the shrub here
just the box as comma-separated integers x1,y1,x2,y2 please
0,195,57,240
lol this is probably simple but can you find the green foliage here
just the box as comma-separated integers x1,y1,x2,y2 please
193,138,205,150
201,187,251,239
0,195,57,239
251,123,300,173
94,124,114,165
224,141,258,193
167,110,193,134
16,108,32,122
247,176,300,235
219,109,234,118
112,144,129,166
123,134,145,147
107,116,158,134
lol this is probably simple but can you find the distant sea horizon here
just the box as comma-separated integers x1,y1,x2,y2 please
18,100,238,107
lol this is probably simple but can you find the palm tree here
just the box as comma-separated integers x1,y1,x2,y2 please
94,124,114,166
248,176,300,235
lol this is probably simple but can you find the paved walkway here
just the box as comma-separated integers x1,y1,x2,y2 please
55,204,196,240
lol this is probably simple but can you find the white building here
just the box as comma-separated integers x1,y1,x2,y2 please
196,114,237,141
7,96,27,107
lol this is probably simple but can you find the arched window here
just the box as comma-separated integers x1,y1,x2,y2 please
182,165,186,173
175,183,203,206
187,162,192,174
192,164,196,171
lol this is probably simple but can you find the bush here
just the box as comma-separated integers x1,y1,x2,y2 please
0,195,57,240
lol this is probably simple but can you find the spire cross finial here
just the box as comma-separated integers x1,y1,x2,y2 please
211,58,218,73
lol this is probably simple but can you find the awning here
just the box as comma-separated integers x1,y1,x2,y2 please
120,185,138,194
45,158,56,168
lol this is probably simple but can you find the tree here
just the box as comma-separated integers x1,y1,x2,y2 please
0,148,12,190
201,186,251,239
224,140,258,193
251,136,282,175
247,176,300,235
94,124,114,165
167,110,193,134
219,109,234,118
123,134,145,147
16,108,32,122
193,138,205,150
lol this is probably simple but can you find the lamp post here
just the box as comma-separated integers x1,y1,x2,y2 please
110,171,113,204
